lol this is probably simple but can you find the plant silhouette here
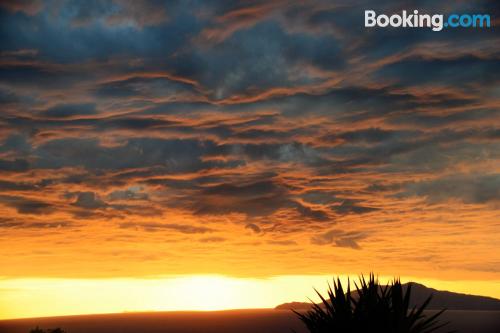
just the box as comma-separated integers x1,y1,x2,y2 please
294,274,451,333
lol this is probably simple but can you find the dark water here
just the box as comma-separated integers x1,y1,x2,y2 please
1,309,499,333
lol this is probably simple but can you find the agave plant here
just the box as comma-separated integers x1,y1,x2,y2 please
294,274,450,333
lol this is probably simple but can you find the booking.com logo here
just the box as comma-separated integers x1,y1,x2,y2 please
365,10,491,31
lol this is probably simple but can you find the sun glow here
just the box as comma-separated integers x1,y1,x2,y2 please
0,275,322,319
1,275,499,320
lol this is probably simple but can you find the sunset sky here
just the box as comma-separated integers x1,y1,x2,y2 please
0,0,499,320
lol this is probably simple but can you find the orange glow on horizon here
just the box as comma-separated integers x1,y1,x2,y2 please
1,275,499,320
1,0,499,324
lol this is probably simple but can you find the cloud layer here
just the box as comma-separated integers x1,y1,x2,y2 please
0,0,499,280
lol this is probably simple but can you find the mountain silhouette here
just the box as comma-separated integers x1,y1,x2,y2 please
275,282,500,311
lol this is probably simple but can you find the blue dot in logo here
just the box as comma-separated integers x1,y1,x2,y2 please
444,22,448,27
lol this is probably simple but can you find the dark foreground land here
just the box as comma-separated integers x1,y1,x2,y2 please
1,309,499,333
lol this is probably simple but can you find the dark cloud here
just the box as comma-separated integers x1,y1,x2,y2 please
300,190,338,205
0,217,72,229
193,180,291,217
332,199,378,215
0,180,39,191
390,109,498,128
325,128,419,144
67,0,169,28
375,55,500,87
0,1,203,65
0,135,31,155
365,182,403,193
72,192,107,209
191,179,330,221
191,20,345,99
294,202,329,222
32,138,234,172
245,223,261,234
0,63,83,89
230,142,328,166
0,195,54,215
93,76,198,99
0,0,43,15
0,159,30,172
398,174,500,204
40,103,97,118
107,188,149,201
311,229,367,249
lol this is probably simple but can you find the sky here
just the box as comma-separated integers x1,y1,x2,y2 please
0,0,499,320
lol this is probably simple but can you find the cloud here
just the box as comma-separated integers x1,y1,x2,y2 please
0,0,43,15
52,0,168,28
72,192,107,209
398,174,500,204
311,229,367,249
0,159,30,172
294,202,329,221
40,103,97,118
119,222,215,234
32,138,234,173
190,178,330,221
193,180,290,216
324,128,417,144
375,55,500,88
267,240,297,246
0,195,54,215
199,236,226,243
0,0,499,280
105,0,169,28
93,76,199,100
0,217,72,229
107,188,149,201
0,180,38,191
198,2,279,43
332,199,378,215
245,223,261,234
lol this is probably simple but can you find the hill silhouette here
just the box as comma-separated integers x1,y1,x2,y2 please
275,282,500,311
